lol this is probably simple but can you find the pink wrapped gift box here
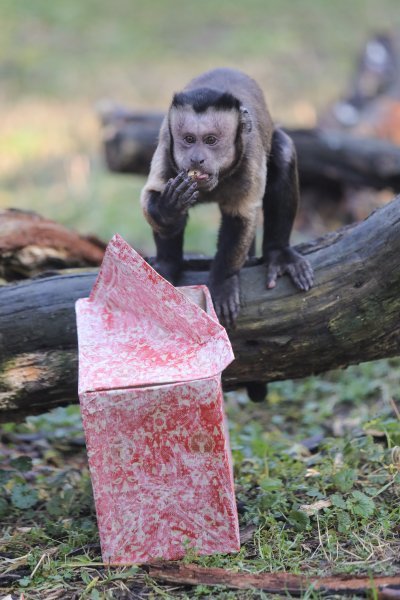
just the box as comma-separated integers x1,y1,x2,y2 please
75,235,240,564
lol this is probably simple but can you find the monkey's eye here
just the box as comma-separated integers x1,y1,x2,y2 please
183,135,196,144
204,135,218,145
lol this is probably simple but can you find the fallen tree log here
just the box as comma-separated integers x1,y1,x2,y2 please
98,105,400,191
1,195,400,421
290,128,400,190
0,208,105,281
99,105,163,175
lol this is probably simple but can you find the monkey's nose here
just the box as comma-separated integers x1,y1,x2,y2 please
190,157,205,166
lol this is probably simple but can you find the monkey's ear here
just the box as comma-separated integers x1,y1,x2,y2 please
240,107,252,133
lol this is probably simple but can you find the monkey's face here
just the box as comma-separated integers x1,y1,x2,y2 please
169,105,240,192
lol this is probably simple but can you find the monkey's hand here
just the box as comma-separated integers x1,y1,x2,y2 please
264,247,314,291
209,274,240,328
158,171,199,226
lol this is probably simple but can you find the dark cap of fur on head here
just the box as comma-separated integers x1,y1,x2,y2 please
172,87,241,113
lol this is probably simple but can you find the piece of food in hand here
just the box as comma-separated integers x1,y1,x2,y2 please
188,170,209,181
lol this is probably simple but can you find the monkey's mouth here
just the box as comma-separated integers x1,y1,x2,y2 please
187,170,216,191
187,169,210,182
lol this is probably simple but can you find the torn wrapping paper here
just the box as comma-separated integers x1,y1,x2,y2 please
75,234,240,564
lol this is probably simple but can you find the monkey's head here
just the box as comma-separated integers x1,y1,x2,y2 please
168,88,252,192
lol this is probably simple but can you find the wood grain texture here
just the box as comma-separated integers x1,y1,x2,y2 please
146,561,400,594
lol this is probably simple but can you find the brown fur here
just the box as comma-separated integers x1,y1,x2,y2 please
141,68,273,225
139,68,314,330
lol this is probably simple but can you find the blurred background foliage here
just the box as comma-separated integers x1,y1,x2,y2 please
1,0,400,254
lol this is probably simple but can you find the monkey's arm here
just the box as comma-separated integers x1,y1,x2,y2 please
263,128,314,291
209,211,257,326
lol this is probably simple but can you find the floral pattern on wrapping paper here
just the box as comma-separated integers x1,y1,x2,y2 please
76,234,234,394
76,234,239,564
81,378,240,564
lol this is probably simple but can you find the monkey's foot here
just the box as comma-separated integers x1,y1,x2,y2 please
152,259,182,285
264,247,314,291
246,381,268,402
209,274,240,328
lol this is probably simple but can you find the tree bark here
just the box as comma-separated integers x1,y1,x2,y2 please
1,195,400,421
146,562,400,594
98,106,400,190
291,128,400,190
99,105,163,175
0,208,105,281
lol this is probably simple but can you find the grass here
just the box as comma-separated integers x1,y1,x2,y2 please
0,360,399,597
0,1,400,597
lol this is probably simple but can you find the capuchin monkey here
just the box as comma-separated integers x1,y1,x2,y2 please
141,68,313,327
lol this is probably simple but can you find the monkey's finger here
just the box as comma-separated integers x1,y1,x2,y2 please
266,266,279,289
181,190,199,209
168,178,186,203
216,300,231,328
295,275,308,291
170,176,193,204
162,179,174,198
162,179,179,207
303,263,314,288
286,263,304,290
167,172,187,203
215,302,224,324
221,302,234,329
173,171,187,185
288,262,313,291
298,268,313,291
228,296,240,327
175,175,193,193
179,183,198,205
233,280,240,307
295,271,311,291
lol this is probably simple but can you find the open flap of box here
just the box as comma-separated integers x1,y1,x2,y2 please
76,234,234,394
